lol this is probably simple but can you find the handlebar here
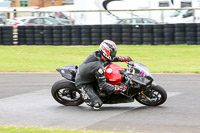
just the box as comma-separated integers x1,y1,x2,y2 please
125,61,135,73
126,61,134,66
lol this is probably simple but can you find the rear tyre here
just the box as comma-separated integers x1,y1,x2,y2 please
51,79,84,106
135,84,167,106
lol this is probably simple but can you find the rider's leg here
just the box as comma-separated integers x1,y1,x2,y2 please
77,84,103,109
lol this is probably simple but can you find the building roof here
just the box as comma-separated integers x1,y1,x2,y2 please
0,1,11,7
62,0,74,5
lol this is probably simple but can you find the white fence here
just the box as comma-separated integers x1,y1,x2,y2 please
1,8,200,25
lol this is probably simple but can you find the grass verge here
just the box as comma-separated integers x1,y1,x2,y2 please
0,45,200,73
0,126,128,133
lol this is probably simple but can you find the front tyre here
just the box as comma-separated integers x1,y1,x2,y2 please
135,84,167,106
51,79,84,106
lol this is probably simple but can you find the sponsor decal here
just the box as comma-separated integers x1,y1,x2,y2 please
98,68,104,74
106,68,113,73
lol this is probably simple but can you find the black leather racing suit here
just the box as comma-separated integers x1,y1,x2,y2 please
75,50,129,108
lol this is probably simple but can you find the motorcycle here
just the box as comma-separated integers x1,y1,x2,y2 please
51,61,167,107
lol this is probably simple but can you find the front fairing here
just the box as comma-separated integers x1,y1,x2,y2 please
134,62,153,81
127,73,151,86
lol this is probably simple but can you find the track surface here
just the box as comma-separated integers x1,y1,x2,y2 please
0,73,200,133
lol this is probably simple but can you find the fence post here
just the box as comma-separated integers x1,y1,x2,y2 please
38,11,41,24
69,12,73,25
99,12,102,24
131,11,134,18
161,10,164,23
193,9,195,23
5,12,8,25
14,9,17,18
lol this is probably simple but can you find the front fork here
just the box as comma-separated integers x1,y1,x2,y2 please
140,83,156,99
140,91,152,101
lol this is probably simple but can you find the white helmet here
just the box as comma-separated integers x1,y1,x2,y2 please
99,40,117,61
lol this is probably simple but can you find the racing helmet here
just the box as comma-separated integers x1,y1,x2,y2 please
99,40,117,61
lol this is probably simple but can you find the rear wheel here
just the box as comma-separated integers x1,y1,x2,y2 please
135,84,167,106
51,79,84,106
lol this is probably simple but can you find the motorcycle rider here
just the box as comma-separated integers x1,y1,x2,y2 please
75,40,133,109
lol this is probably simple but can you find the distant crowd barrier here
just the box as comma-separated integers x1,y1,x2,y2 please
1,23,200,45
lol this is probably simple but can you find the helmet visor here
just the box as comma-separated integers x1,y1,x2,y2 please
110,51,116,59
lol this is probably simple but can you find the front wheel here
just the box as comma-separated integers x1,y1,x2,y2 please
51,79,84,106
135,84,167,106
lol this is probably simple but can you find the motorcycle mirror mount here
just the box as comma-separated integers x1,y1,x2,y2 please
127,61,134,66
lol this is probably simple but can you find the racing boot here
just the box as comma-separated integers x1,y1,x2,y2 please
78,85,103,110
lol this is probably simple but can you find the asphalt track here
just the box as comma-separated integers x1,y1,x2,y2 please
0,73,200,133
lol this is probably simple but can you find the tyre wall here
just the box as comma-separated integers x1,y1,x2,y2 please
0,26,13,45
1,24,200,45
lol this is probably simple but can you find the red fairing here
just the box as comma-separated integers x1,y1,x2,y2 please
105,64,123,84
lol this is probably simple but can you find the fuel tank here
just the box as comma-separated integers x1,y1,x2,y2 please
105,63,123,84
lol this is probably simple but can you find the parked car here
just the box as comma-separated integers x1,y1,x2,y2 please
116,18,158,24
0,18,4,26
8,17,66,26
165,9,200,23
32,12,74,24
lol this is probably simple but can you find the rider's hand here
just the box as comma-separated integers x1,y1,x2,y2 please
118,56,133,62
124,56,133,62
114,84,127,92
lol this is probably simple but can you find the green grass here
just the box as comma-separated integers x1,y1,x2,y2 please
0,45,200,73
0,126,128,133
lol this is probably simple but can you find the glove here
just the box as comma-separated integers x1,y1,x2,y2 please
114,84,127,92
118,56,133,62
124,56,133,62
